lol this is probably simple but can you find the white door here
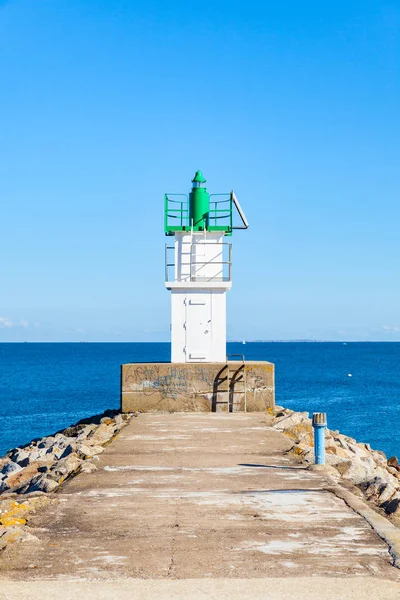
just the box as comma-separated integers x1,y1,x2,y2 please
185,293,212,362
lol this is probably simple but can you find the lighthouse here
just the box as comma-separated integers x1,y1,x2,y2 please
165,171,248,363
121,174,274,413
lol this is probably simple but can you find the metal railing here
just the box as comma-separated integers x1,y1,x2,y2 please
165,241,232,283
164,193,233,235
208,194,233,232
164,194,190,233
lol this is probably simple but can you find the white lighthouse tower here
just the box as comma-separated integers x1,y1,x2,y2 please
165,171,248,363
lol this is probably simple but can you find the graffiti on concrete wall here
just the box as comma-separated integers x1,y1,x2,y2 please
122,362,274,409
124,364,211,399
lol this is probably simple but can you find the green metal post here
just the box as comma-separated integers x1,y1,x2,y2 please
164,194,168,233
189,170,210,231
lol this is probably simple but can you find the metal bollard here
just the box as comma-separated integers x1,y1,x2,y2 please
312,412,327,465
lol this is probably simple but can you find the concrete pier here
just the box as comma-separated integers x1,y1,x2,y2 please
121,361,274,412
1,413,399,598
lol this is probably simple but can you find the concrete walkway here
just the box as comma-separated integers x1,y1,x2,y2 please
1,413,400,598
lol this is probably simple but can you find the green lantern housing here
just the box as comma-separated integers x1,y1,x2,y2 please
189,170,209,231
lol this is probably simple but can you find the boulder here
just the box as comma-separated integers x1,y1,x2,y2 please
343,435,357,444
1,462,22,476
21,474,59,494
361,477,397,504
75,424,98,442
360,442,372,452
346,443,370,459
381,493,400,516
59,444,76,459
374,466,400,489
8,449,31,466
114,414,125,427
378,484,398,504
286,440,315,464
17,449,44,467
274,412,314,447
51,433,75,451
38,454,56,466
76,444,104,459
87,423,115,445
38,436,57,449
388,456,399,468
387,467,400,481
46,442,75,460
35,457,57,475
333,435,350,451
62,425,85,438
373,449,387,461
0,480,9,494
333,458,374,484
48,453,82,483
80,461,98,474
274,412,310,431
371,450,388,468
325,445,349,458
284,422,314,446
5,463,40,491
325,453,349,467
287,440,311,456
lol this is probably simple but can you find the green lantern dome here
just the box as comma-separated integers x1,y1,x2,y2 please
191,170,206,184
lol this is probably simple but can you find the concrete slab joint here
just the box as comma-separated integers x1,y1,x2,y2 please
121,361,275,413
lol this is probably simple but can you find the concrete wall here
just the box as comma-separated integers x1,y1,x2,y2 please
121,361,274,413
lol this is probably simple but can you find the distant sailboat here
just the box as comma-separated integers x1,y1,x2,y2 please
242,339,246,345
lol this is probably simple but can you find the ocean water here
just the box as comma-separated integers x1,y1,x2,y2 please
0,342,399,459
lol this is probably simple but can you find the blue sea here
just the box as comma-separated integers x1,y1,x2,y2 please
0,342,399,459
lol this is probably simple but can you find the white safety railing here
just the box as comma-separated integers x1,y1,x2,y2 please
165,241,232,283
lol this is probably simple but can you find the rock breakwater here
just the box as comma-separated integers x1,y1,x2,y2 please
272,407,400,521
0,410,133,551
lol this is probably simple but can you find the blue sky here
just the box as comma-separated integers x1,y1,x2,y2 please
1,0,399,341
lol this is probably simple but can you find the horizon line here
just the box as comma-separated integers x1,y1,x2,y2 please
1,340,400,344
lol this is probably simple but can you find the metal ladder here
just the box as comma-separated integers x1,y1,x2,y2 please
224,354,247,413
